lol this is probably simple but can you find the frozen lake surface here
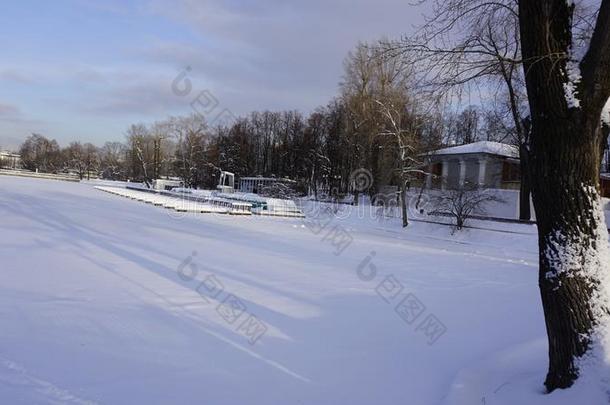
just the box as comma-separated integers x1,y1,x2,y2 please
0,176,595,404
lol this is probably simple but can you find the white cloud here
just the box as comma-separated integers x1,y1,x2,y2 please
0,1,428,145
144,0,426,113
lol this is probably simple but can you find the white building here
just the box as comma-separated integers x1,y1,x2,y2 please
424,141,521,190
0,151,21,169
152,179,183,191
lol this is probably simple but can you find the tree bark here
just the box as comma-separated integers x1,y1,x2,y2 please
400,180,409,228
519,0,610,391
531,128,604,390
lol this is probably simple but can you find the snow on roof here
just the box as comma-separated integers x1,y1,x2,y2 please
240,177,296,182
428,141,519,158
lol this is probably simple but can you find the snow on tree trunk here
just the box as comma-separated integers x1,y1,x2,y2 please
538,185,610,389
519,0,610,390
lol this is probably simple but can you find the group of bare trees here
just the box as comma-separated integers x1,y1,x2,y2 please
18,133,128,180
379,0,535,219
19,134,62,173
15,37,522,203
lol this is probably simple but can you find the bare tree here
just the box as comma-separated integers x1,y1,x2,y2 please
170,114,209,188
453,106,481,144
375,99,426,227
481,101,516,143
342,41,417,204
341,43,378,175
82,143,99,180
303,110,331,198
19,134,61,173
126,124,153,188
383,0,534,220
99,141,127,180
63,142,87,180
150,120,175,180
432,184,504,230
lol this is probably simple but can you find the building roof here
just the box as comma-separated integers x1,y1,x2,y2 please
428,141,519,159
240,177,296,183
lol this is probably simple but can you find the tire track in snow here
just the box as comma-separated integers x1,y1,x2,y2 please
0,356,98,405
366,226,538,268
77,257,312,384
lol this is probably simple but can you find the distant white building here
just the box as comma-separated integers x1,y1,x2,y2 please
0,151,21,169
153,179,183,191
239,177,296,194
424,141,521,190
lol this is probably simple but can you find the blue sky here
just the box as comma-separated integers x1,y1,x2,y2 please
0,0,424,149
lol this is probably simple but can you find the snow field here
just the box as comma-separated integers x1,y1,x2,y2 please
0,176,608,404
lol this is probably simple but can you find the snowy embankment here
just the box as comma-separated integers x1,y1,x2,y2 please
114,185,305,217
0,169,80,182
0,176,608,404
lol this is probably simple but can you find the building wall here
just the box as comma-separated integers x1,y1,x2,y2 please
0,152,21,169
420,190,610,225
446,159,460,189
464,158,479,185
486,158,504,188
426,153,515,190
423,188,535,221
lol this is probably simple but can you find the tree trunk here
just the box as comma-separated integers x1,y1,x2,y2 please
530,125,607,390
400,181,408,228
519,0,610,392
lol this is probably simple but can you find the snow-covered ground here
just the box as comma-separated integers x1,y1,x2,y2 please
0,176,607,404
